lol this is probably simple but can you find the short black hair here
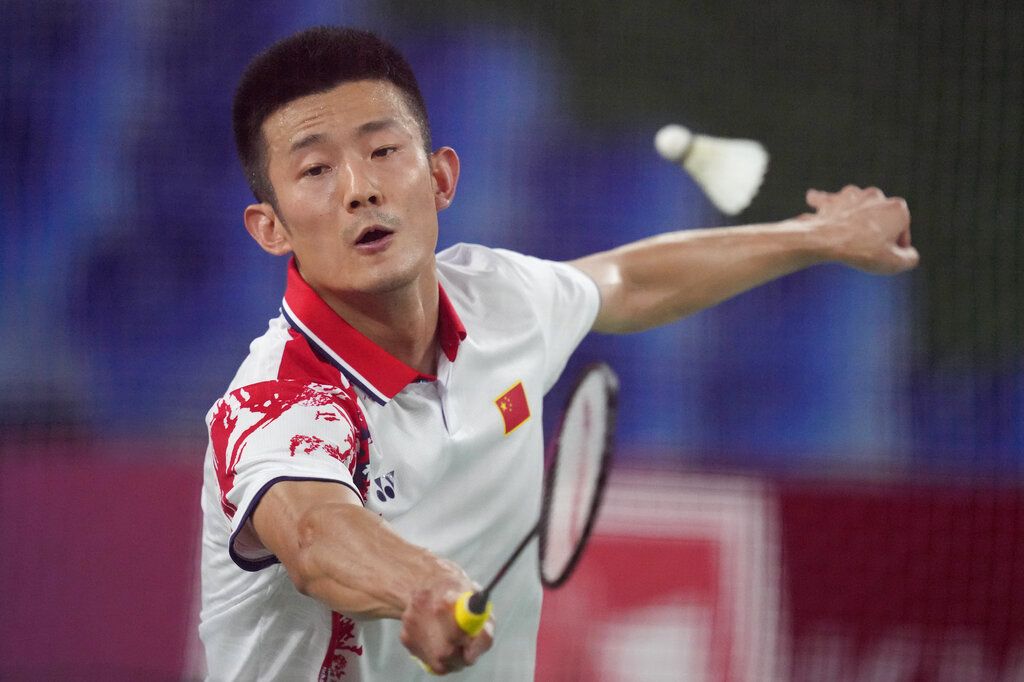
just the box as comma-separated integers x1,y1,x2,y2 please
232,26,431,206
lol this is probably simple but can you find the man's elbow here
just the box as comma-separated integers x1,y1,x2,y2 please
278,508,327,597
592,288,698,334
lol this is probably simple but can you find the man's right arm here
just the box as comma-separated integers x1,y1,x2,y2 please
251,480,493,675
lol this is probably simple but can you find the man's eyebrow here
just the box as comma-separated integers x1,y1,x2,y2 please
356,118,401,136
288,119,401,155
289,132,327,154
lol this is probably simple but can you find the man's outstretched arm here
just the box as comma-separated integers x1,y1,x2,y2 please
571,186,919,334
252,481,492,675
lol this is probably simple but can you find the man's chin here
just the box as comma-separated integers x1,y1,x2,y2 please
347,266,424,297
325,251,436,299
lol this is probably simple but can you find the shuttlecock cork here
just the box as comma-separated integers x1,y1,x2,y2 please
655,124,768,216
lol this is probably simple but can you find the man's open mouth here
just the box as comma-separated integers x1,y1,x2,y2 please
356,227,393,245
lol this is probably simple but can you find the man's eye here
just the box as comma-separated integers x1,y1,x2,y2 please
372,146,397,158
304,165,329,177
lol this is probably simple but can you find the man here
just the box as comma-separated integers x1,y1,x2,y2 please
199,26,918,681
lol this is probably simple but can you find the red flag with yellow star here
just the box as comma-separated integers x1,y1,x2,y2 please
495,381,530,434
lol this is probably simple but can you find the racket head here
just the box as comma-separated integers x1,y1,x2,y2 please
537,362,618,588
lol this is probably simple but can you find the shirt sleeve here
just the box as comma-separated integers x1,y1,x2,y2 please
491,248,602,392
206,379,365,571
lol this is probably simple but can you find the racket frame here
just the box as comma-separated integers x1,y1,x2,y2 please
537,361,618,588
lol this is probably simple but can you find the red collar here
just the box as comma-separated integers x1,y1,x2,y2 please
280,258,466,405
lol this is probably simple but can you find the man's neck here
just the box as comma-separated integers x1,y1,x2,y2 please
316,273,441,376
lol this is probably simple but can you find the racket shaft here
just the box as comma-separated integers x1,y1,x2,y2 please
454,521,539,632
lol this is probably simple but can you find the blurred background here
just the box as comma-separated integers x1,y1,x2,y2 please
1,0,1021,679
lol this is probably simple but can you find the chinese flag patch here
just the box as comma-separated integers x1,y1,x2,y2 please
495,381,531,435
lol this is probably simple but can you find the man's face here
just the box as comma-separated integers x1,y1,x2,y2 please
252,80,456,299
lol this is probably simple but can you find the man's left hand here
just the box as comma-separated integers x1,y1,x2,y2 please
805,185,920,275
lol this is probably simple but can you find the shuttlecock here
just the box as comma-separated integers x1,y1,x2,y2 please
654,124,768,215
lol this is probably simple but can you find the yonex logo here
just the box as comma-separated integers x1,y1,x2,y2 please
373,471,396,503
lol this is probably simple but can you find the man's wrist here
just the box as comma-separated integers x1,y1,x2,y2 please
778,215,835,268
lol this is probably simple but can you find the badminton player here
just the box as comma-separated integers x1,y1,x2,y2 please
198,26,918,680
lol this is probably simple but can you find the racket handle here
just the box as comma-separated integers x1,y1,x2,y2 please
453,591,492,636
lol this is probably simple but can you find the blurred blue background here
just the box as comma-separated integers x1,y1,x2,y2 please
2,0,1021,474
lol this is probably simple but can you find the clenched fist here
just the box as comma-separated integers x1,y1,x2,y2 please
805,185,919,275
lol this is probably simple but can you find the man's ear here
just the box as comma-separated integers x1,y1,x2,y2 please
243,203,293,256
430,147,460,212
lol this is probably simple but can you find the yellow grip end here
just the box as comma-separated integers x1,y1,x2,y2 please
414,656,438,675
453,591,492,636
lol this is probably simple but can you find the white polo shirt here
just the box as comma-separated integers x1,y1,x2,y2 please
199,243,600,681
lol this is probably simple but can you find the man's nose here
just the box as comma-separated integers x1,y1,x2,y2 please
342,161,381,211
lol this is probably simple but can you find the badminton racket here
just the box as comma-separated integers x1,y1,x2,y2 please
454,362,619,635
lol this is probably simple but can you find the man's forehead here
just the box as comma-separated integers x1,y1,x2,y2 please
263,80,417,150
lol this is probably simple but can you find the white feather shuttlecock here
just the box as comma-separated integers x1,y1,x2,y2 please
654,124,768,215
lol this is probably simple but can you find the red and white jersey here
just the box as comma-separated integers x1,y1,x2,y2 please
199,243,600,681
